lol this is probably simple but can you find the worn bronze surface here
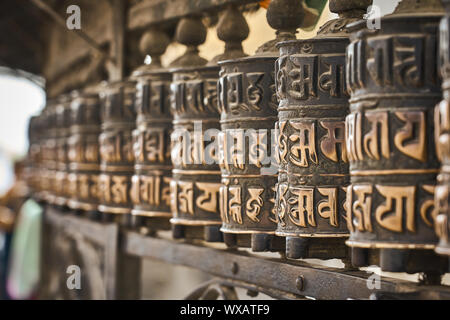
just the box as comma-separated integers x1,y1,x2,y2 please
274,0,370,259
54,93,73,207
170,66,222,228
67,86,102,213
42,99,59,204
130,29,172,230
169,16,224,241
218,0,302,252
26,115,41,196
98,80,137,223
345,0,447,273
435,1,450,257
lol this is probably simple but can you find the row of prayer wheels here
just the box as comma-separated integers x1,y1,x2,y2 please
25,0,450,277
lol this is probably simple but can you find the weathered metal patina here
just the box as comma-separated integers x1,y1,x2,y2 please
169,16,223,242
345,0,447,274
130,28,173,231
218,0,303,252
274,0,372,259
98,80,137,224
67,85,102,216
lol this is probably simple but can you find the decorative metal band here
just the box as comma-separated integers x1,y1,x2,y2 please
220,228,276,235
351,169,440,176
98,205,130,215
170,218,222,226
346,240,436,250
131,209,172,218
275,231,350,238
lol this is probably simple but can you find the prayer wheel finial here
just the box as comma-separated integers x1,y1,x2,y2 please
171,16,207,67
139,28,170,69
209,5,249,64
256,0,304,54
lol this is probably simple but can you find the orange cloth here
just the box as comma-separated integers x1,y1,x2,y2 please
259,0,270,9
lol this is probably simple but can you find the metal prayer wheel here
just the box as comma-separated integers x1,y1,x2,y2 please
274,0,371,260
345,0,447,273
26,115,41,196
67,86,102,215
435,0,450,258
130,29,173,231
218,1,302,251
53,93,73,208
169,15,224,241
41,99,58,204
98,80,136,224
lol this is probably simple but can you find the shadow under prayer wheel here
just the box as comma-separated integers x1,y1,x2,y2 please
67,86,102,218
435,0,450,263
345,0,448,274
98,80,136,225
274,0,372,260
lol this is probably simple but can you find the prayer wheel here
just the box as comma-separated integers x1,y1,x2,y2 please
218,0,302,251
130,28,173,231
169,16,222,242
275,0,372,260
42,98,59,205
67,86,102,217
26,115,40,197
98,80,136,225
345,0,447,274
53,93,74,208
435,0,450,260
170,8,250,242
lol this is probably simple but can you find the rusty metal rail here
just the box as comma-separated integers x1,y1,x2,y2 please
43,207,450,300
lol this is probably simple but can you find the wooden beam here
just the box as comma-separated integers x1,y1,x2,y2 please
128,0,259,31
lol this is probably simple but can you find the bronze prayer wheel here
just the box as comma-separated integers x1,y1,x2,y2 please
26,115,40,197
345,0,447,274
130,29,173,231
42,98,59,205
218,1,302,252
435,0,450,259
67,86,102,216
169,16,224,242
274,0,371,260
98,80,136,224
170,65,223,241
54,93,74,208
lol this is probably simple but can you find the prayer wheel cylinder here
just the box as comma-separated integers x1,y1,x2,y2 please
98,80,136,225
130,29,173,232
345,0,447,274
54,93,73,208
274,0,371,259
218,0,302,252
67,86,102,216
435,0,450,259
170,65,223,241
